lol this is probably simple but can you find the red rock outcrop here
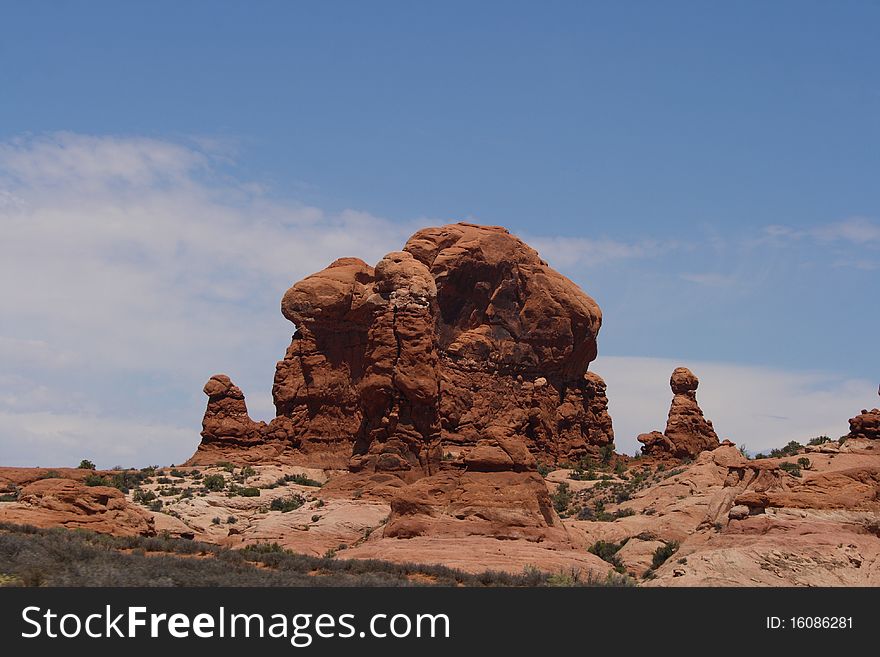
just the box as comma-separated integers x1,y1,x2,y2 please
638,367,719,459
0,478,155,536
190,223,613,473
844,390,880,441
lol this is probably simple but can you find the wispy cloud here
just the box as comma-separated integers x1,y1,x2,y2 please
762,216,880,246
522,234,679,269
679,272,739,287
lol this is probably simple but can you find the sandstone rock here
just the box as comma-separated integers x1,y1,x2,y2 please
845,408,880,442
638,367,719,459
189,223,613,471
0,478,155,537
200,374,268,447
728,505,751,520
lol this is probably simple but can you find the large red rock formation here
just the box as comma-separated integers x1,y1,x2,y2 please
190,223,613,474
844,389,880,441
639,367,719,459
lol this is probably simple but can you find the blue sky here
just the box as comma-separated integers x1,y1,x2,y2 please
0,2,877,466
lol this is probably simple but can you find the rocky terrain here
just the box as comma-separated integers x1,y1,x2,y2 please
1,222,877,587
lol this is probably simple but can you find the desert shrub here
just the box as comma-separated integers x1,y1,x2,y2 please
0,521,637,587
651,541,679,570
797,457,812,470
552,482,572,514
78,460,96,470
576,506,594,520
157,477,172,485
808,435,831,446
169,469,186,478
234,487,260,498
0,493,18,502
569,465,597,481
287,473,321,487
770,440,803,459
599,445,614,465
132,489,156,504
211,517,221,525
270,494,305,512
147,500,163,512
83,474,106,487
779,461,802,477
588,540,627,574
39,470,61,479
101,471,150,493
227,516,237,524
203,475,225,492
311,514,321,522
239,466,257,479
536,462,551,478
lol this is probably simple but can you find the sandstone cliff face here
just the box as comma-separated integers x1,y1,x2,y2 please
190,223,613,473
638,367,719,460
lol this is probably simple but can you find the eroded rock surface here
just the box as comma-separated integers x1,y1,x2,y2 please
0,478,155,537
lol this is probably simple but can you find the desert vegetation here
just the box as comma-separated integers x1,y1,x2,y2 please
0,522,631,587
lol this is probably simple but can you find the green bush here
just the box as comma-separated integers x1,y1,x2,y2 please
588,540,626,574
287,473,322,487
552,482,572,514
39,470,61,479
83,474,107,487
270,494,305,513
779,461,802,477
651,541,679,570
236,487,260,498
132,489,156,504
808,436,830,446
78,460,96,470
769,440,803,459
203,474,225,492
797,457,811,470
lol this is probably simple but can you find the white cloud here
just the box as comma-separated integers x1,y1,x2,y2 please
812,216,880,245
762,216,880,246
0,411,194,468
522,234,677,269
0,132,420,467
593,356,875,456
